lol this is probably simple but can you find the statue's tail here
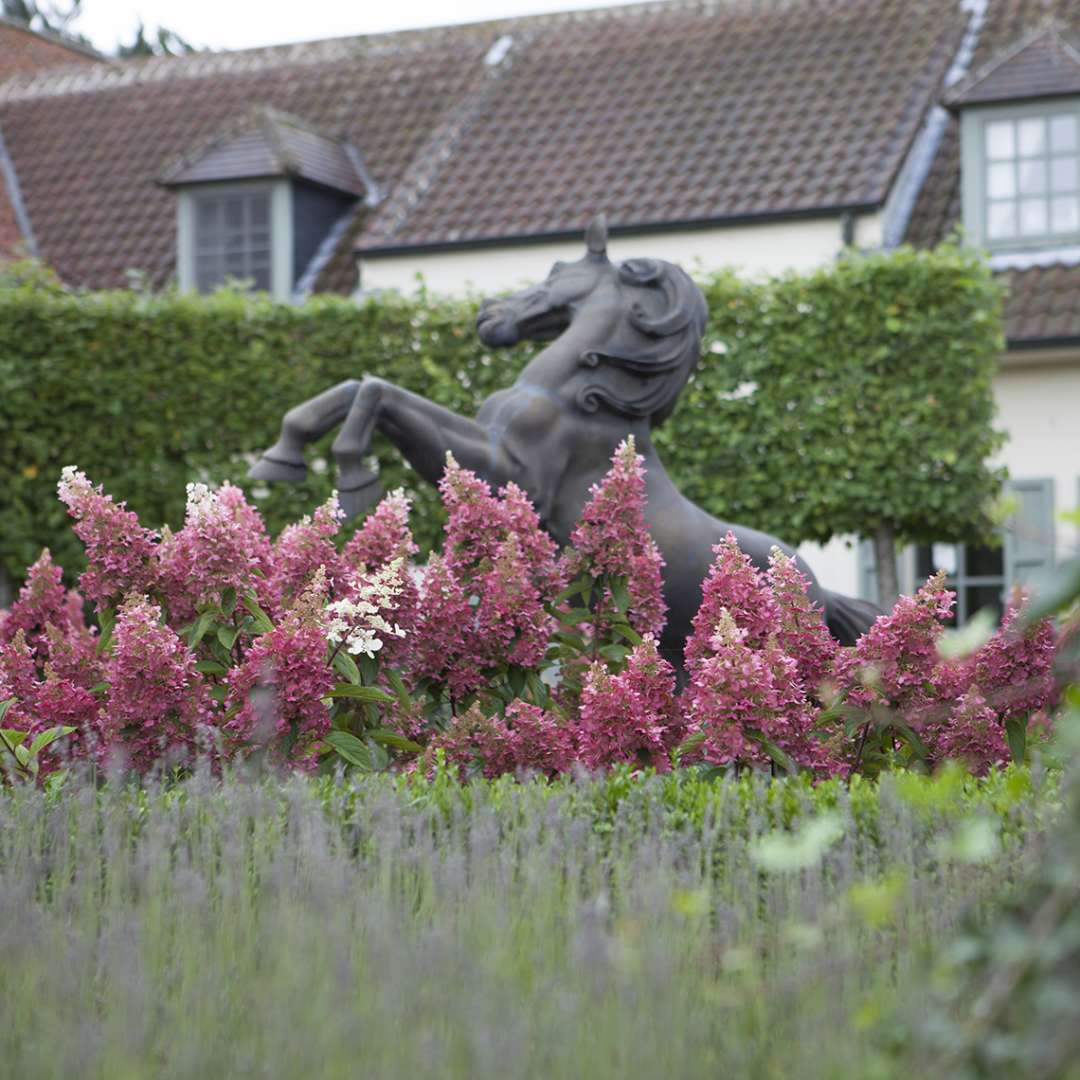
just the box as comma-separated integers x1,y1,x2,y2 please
823,590,881,646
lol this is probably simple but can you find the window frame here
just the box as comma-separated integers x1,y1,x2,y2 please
961,98,1080,251
176,179,293,300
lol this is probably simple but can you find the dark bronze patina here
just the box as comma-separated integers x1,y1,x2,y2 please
251,215,878,662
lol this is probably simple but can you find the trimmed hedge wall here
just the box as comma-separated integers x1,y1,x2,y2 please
0,245,1004,584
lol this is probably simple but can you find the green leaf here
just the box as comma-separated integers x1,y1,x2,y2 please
384,668,413,711
368,729,424,754
216,624,240,652
674,731,707,758
95,607,115,655
327,683,393,703
332,650,361,686
611,580,631,615
14,744,30,767
551,577,591,606
221,587,238,617
29,726,76,757
323,729,371,769
0,726,27,750
186,612,214,649
195,660,229,676
1005,716,1027,764
241,593,274,634
0,698,16,726
507,666,527,698
745,728,800,775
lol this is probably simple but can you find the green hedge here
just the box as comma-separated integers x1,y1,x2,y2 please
0,245,1004,583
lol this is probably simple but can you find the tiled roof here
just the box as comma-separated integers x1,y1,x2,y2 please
0,0,966,291
1001,263,1080,342
904,0,1080,345
945,26,1080,108
161,108,370,198
360,0,968,251
0,23,500,290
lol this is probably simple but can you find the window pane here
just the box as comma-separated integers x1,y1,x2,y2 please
929,542,958,575
987,161,1016,198
1020,197,1048,235
1018,158,1047,195
964,585,1004,626
987,200,1017,238
252,266,271,292
224,197,245,229
1051,155,1078,192
986,120,1015,159
195,197,220,235
250,194,270,227
1051,195,1080,232
965,544,1004,577
1018,117,1046,156
1050,114,1078,153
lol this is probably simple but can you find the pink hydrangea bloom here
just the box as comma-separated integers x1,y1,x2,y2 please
474,534,553,671
440,456,510,579
422,703,514,779
577,635,681,770
504,700,576,776
100,594,208,771
967,597,1058,726
158,482,274,623
842,572,955,723
342,488,418,570
682,610,831,774
0,549,83,652
564,437,666,639
498,481,564,596
56,467,158,608
0,631,39,734
269,492,345,612
410,554,481,701
766,548,839,698
685,535,780,672
224,588,334,765
934,688,1010,773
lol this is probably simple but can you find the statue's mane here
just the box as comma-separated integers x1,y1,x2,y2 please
575,258,708,425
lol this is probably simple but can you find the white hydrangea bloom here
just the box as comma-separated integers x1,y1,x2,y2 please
326,558,407,658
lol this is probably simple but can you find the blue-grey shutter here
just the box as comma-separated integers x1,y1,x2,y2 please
1005,478,1055,592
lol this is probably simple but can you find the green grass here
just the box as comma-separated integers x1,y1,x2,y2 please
0,763,1057,1078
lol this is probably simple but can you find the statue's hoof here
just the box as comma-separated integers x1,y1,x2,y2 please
248,451,307,484
339,479,382,519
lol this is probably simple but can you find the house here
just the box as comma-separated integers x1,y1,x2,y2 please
0,0,1075,618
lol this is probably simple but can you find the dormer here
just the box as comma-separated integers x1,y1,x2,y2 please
947,27,1080,253
160,108,377,299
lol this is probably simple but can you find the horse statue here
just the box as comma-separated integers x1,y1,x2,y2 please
250,214,878,663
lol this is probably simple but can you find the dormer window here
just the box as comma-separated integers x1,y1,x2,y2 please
192,184,274,293
949,27,1080,252
979,105,1080,245
160,108,377,300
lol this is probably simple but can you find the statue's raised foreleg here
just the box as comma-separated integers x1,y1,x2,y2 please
249,380,361,483
331,376,505,517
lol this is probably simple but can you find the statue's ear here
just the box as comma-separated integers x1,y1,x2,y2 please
585,213,608,261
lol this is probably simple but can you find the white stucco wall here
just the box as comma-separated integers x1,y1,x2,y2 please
994,352,1080,563
359,216,851,297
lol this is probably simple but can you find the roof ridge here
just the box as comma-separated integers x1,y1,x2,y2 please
0,0,868,104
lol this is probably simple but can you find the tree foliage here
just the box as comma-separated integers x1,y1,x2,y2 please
0,244,1005,591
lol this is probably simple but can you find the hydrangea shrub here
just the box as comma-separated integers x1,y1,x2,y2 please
0,439,1062,785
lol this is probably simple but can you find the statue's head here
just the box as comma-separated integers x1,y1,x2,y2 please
476,213,708,426
476,214,616,348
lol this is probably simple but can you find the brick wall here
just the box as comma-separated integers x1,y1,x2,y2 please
0,21,98,79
